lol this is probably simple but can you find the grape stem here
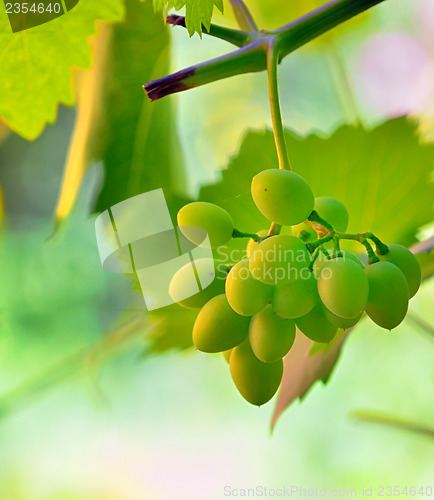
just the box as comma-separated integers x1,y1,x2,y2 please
232,228,262,242
144,0,387,101
305,211,385,264
266,41,292,172
229,0,259,33
308,248,321,272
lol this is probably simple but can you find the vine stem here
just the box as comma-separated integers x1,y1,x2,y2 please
266,41,292,172
229,0,259,33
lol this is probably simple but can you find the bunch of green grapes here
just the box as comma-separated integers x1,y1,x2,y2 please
172,170,421,407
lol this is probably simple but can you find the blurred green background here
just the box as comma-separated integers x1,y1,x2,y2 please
0,0,433,498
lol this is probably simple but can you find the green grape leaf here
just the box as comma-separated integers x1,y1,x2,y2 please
271,330,349,430
146,0,223,37
93,0,187,212
0,0,124,140
147,304,198,352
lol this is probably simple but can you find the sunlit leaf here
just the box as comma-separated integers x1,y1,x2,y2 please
0,0,124,140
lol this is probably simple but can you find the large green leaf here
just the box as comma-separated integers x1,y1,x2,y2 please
202,118,434,248
93,0,187,211
0,0,124,140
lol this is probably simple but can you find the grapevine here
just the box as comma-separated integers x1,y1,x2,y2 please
144,0,422,407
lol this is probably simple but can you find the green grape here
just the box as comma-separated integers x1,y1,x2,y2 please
364,261,409,330
230,339,283,406
192,294,250,352
379,244,421,298
318,259,369,318
323,306,363,330
272,270,318,319
249,305,296,363
313,250,363,277
223,349,233,363
177,202,234,248
246,229,268,257
251,169,314,226
249,235,310,286
314,197,349,232
225,260,273,316
169,258,226,309
295,304,338,343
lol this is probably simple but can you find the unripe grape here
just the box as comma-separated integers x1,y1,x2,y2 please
251,169,314,226
249,305,296,363
249,235,310,286
323,307,363,330
379,244,421,298
177,202,234,248
246,229,268,257
223,349,233,363
225,260,273,316
192,294,249,352
364,261,409,330
313,250,363,277
230,339,283,406
314,197,349,232
272,270,318,319
295,304,338,343
318,259,369,318
169,258,226,309
292,222,317,242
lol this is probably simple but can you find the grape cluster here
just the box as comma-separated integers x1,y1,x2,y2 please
173,169,421,406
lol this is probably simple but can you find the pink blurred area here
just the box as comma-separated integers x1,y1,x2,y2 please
359,32,433,117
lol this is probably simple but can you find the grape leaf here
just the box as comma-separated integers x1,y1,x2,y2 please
271,330,349,430
147,0,223,36
92,0,187,212
0,0,124,140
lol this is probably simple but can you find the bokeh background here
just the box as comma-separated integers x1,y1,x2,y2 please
0,0,433,499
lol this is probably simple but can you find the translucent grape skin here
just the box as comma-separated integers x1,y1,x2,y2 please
246,229,268,257
169,258,226,309
379,244,421,298
177,202,234,248
230,339,283,406
272,269,318,319
318,259,369,318
364,261,409,330
314,197,349,232
249,305,296,363
313,250,363,277
192,294,250,353
249,235,311,286
323,306,362,330
251,169,314,226
225,260,273,316
295,303,338,343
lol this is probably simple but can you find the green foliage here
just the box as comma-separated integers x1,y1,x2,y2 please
0,0,124,140
94,0,186,211
150,118,433,354
147,0,223,36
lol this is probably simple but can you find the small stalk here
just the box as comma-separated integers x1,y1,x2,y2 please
308,248,321,271
267,223,282,237
266,41,291,171
229,0,259,32
232,228,262,241
307,210,335,233
166,15,254,47
306,234,334,252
